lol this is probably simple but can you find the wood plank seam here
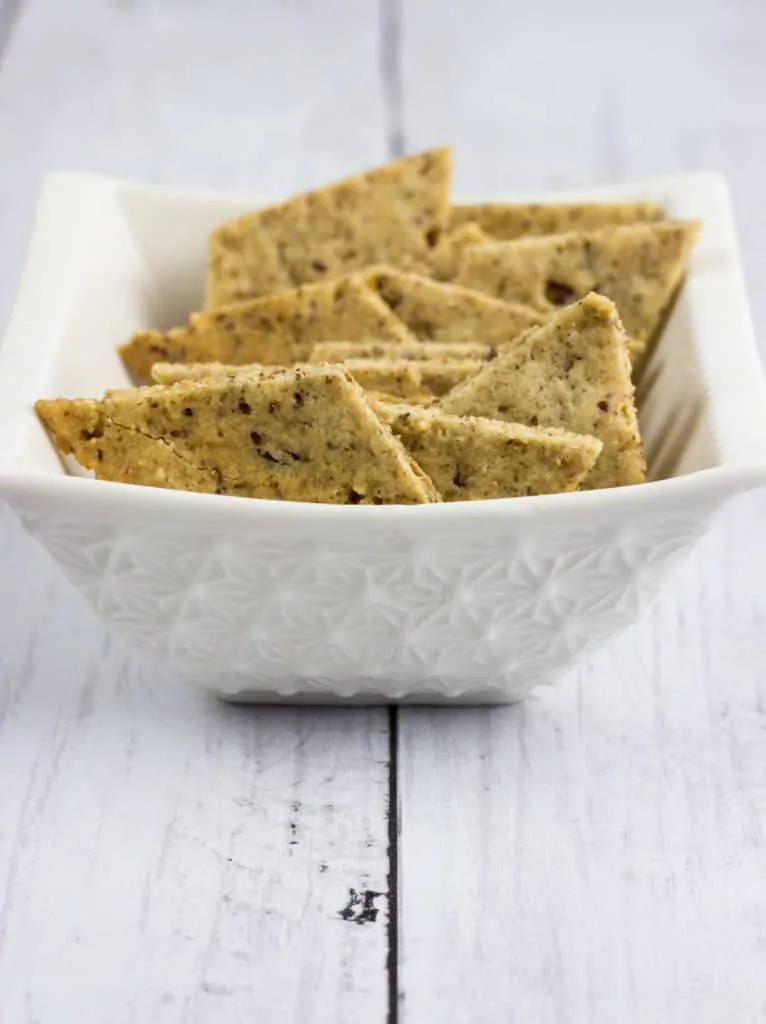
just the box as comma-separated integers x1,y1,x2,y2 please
386,705,400,1024
0,0,24,68
379,0,405,159
0,2,394,1018
379,1,406,1017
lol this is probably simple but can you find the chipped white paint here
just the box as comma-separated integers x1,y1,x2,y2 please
2,0,766,1022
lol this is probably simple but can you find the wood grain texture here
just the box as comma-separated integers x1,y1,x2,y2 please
0,506,390,1023
0,0,389,326
2,0,766,1021
398,511,766,1022
0,2,393,1022
397,1,766,1020
398,0,766,328
0,517,390,1024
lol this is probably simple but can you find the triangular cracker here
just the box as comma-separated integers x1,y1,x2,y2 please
207,147,452,306
361,266,544,348
151,358,481,401
376,402,603,500
120,277,415,380
441,293,645,489
455,221,700,348
36,368,441,504
310,340,494,362
450,200,663,239
431,222,493,280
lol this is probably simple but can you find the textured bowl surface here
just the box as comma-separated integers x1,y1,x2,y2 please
2,172,766,703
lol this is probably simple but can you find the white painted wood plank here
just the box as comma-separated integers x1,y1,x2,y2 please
0,0,389,324
397,1,766,1020
0,2,392,1021
398,501,766,1023
399,0,766,329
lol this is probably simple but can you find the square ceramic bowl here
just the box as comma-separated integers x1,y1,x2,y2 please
1,171,766,704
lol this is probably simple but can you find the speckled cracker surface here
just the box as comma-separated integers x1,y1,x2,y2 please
207,147,452,306
376,403,603,501
152,358,481,400
120,277,415,380
337,358,481,398
151,362,268,385
455,221,700,348
450,200,663,239
34,397,223,492
441,293,645,489
310,340,494,362
431,222,493,280
361,266,544,348
36,368,441,504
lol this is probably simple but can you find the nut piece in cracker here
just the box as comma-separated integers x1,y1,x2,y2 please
207,147,452,306
310,341,494,362
455,221,700,353
36,368,441,505
120,277,415,381
431,222,494,280
376,402,603,501
450,200,663,239
441,293,645,490
361,266,544,348
151,358,482,401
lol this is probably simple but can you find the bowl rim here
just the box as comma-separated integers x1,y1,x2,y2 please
1,462,765,524
2,168,766,522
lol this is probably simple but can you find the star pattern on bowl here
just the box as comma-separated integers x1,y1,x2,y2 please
17,506,710,700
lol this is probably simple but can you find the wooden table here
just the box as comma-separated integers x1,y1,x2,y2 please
1,2,765,1020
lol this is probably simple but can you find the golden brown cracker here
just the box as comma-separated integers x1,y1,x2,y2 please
207,147,452,306
450,200,663,239
309,340,494,362
151,358,481,401
441,293,645,489
431,222,494,280
376,402,603,500
361,266,544,348
455,221,700,347
37,368,441,504
120,276,415,381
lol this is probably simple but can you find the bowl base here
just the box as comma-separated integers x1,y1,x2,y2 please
213,688,527,706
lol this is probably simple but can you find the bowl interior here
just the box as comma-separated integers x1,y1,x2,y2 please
1,174,742,483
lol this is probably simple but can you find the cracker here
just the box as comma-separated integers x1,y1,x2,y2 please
431,222,493,280
441,293,645,489
361,266,544,348
376,402,603,500
151,358,481,400
450,200,663,239
207,147,452,306
150,362,267,385
120,277,415,380
34,397,222,492
372,392,440,409
309,340,494,362
36,368,441,504
455,221,700,348
338,359,482,398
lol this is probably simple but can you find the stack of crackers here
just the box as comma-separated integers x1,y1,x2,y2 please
37,147,700,505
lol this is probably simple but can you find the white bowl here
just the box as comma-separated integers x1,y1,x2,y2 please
1,171,766,704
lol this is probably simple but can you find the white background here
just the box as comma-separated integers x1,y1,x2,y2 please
1,1,765,1021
